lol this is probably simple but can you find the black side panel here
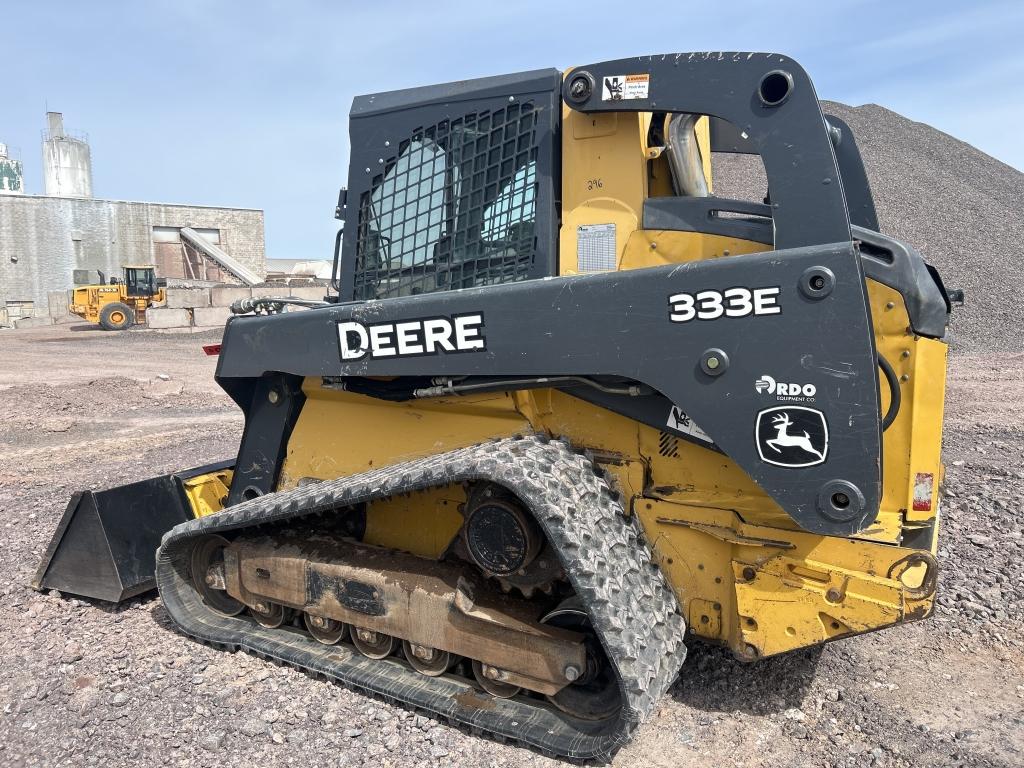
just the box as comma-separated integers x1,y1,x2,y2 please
855,226,949,337
825,114,880,232
225,373,306,506
338,68,561,301
32,460,232,602
708,116,758,154
217,242,881,537
643,196,773,245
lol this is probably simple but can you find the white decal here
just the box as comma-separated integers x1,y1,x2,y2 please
913,472,934,512
755,407,829,468
577,223,617,272
666,406,713,444
339,314,485,361
338,321,369,360
669,287,780,323
754,374,817,401
601,73,650,101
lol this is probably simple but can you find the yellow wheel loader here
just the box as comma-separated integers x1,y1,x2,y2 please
34,53,955,759
69,264,166,330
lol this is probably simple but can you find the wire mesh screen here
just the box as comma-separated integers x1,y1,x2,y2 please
353,101,539,300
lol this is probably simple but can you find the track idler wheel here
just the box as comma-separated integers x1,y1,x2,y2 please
189,535,244,617
304,612,349,645
249,600,286,628
352,627,397,659
471,659,521,699
541,598,621,721
402,641,456,677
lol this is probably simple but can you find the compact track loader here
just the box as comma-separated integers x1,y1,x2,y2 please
35,53,954,758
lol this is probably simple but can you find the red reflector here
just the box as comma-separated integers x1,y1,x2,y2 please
912,472,934,512
203,344,222,356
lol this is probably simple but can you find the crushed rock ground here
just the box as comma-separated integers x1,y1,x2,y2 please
3,103,1024,766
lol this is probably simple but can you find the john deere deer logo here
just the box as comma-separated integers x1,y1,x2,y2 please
755,406,829,468
766,412,825,459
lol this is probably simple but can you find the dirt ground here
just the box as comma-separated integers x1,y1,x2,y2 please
0,323,1021,768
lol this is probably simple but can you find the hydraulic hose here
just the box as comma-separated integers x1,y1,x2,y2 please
878,354,901,431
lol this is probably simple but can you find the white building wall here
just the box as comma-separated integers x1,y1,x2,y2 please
0,195,266,314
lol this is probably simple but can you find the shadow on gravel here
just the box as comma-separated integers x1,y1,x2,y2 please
44,591,154,615
148,600,181,632
668,640,823,715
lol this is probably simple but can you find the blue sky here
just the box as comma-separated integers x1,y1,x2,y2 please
3,1,1021,260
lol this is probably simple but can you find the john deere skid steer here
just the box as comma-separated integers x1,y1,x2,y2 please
34,53,953,758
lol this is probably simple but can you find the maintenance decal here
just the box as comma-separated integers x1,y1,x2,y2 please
577,223,617,272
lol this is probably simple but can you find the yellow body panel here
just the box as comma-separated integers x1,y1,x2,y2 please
211,94,949,661
279,382,531,486
364,487,465,559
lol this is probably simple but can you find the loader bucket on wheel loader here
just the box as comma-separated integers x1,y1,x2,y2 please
32,461,233,602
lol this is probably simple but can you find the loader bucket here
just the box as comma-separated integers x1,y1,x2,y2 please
32,460,233,603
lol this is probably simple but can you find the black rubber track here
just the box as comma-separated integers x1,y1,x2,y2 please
155,436,687,760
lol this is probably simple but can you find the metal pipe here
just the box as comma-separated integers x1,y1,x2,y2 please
665,114,709,197
413,376,650,399
230,296,329,315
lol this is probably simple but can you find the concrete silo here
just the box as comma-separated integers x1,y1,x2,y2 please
42,112,93,198
0,143,23,194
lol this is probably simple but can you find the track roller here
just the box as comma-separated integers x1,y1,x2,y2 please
402,641,455,676
471,659,521,698
303,612,348,645
249,601,286,628
351,627,397,659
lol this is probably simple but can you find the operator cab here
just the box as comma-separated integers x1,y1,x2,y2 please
123,265,158,297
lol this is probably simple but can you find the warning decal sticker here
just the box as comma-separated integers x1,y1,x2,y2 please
666,406,713,444
601,73,650,101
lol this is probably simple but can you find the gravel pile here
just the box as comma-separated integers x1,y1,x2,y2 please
714,101,1024,353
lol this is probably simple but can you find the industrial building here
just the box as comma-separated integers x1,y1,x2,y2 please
0,112,266,323
0,144,24,195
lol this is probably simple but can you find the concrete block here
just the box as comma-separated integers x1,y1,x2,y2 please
14,316,53,329
166,287,211,309
251,285,291,299
146,307,192,329
289,285,329,301
210,285,252,307
192,306,234,327
47,290,71,319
